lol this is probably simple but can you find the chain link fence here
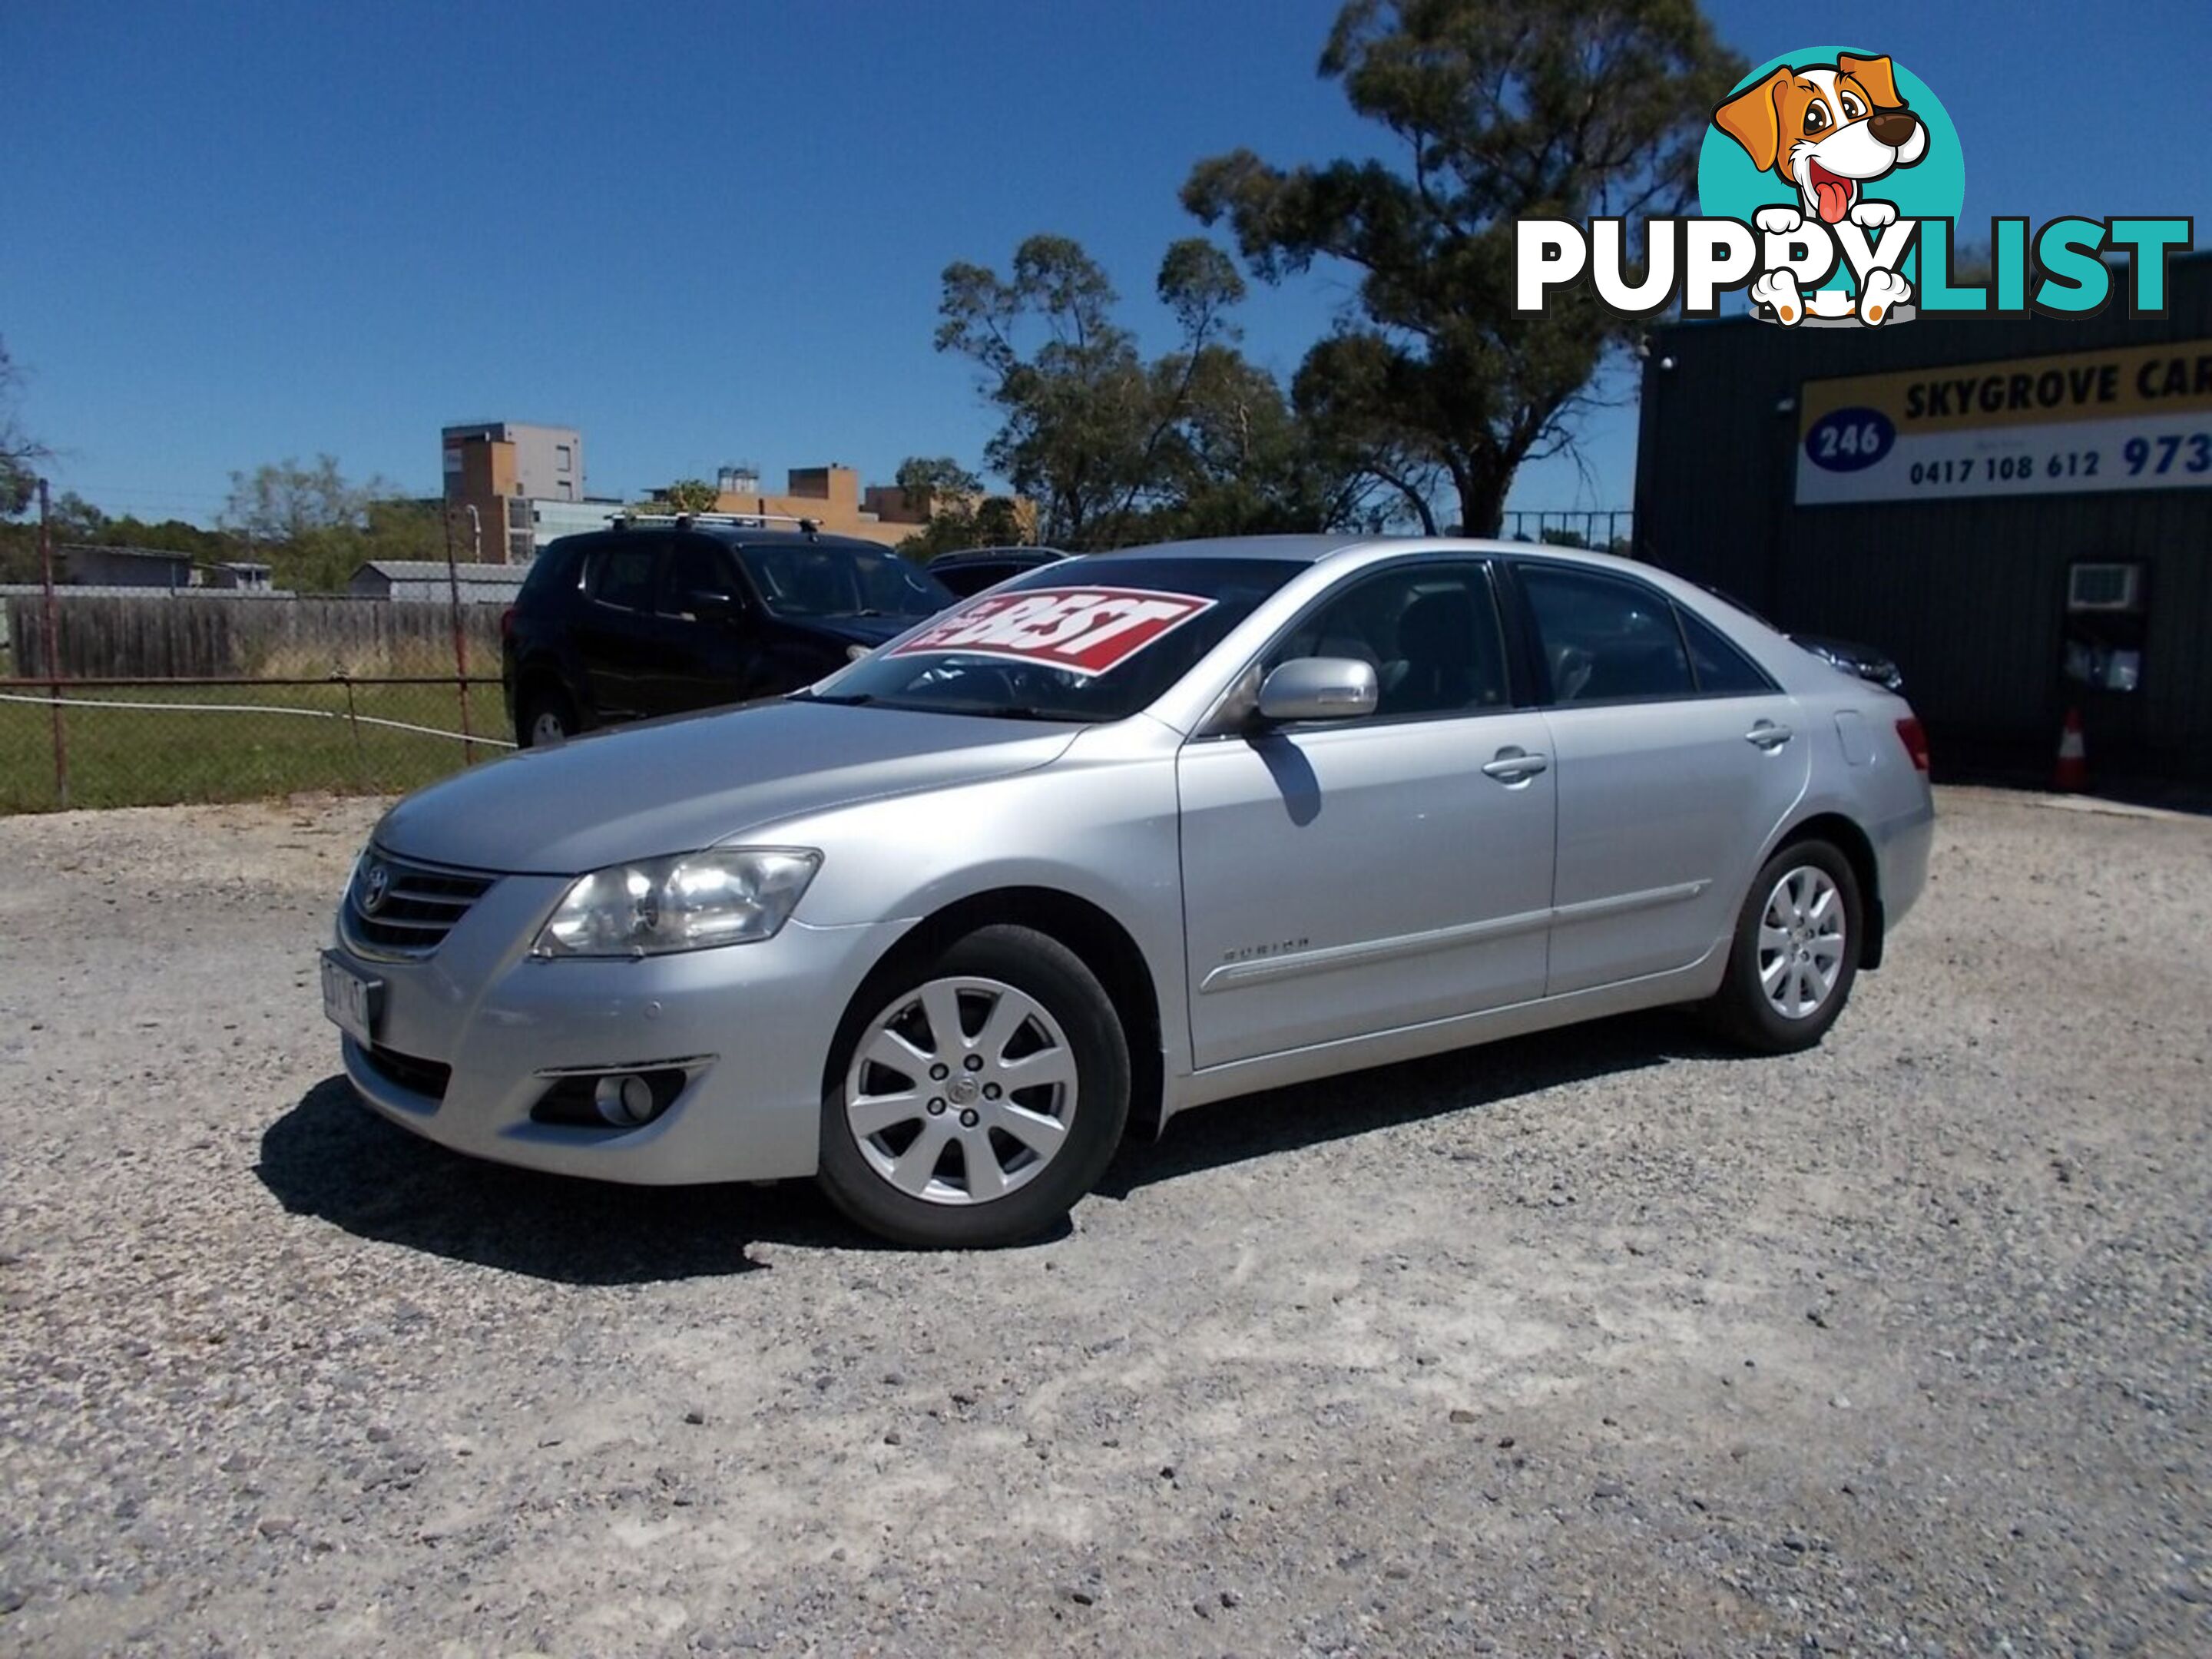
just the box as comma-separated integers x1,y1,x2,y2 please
1498,509,1635,551
0,576,517,813
0,674,509,813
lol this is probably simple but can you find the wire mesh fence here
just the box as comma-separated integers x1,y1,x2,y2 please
0,674,510,813
1498,509,1635,551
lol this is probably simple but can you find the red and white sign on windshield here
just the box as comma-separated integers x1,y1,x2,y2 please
889,586,1217,677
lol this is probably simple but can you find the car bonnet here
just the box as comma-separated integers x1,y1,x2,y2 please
371,699,1081,874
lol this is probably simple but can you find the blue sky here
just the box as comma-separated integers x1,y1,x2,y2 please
5,0,2207,529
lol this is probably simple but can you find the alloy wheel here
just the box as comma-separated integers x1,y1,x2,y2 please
843,975,1078,1206
1757,865,1847,1020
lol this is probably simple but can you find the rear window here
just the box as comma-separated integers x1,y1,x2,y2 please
1676,604,1777,695
932,561,1021,597
518,541,587,603
1519,564,1695,704
588,544,660,611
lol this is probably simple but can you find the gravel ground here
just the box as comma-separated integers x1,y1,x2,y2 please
1,785,2207,1657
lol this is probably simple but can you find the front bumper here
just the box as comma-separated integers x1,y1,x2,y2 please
329,870,907,1184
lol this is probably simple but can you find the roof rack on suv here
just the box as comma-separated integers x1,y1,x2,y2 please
611,511,822,537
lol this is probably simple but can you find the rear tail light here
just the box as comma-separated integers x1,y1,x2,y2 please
1895,716,1930,773
499,606,516,642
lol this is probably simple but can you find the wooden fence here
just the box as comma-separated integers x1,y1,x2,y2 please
2,591,507,680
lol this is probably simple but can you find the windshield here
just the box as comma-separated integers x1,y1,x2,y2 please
739,542,951,620
804,556,1304,723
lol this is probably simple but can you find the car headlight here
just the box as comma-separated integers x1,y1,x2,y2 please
532,848,821,958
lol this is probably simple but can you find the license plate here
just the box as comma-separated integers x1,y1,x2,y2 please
320,952,382,1046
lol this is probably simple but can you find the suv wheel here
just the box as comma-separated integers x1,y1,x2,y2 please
516,685,580,749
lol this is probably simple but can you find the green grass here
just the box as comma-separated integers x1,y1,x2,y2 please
0,682,511,813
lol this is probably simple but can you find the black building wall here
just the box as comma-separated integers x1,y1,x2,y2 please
1633,252,2212,781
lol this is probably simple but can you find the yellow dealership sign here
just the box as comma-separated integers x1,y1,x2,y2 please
1795,339,2212,504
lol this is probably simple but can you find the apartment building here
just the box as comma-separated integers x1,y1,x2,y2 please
441,421,589,563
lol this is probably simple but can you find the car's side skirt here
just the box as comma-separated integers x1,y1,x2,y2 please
1197,879,1711,996
1164,942,1728,1119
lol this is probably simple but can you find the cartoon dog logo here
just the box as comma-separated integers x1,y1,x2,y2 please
1714,53,1928,326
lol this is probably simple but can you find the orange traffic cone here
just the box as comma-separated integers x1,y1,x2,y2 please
2053,707,2087,792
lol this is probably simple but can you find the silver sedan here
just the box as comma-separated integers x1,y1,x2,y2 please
322,536,1934,1247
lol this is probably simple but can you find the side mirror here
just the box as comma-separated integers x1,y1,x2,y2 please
1256,657,1378,723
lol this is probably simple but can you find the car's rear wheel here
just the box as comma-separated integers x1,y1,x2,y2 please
816,926,1129,1248
515,684,579,749
1707,839,1863,1054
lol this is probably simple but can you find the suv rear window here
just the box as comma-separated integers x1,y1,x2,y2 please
517,541,585,602
588,545,661,611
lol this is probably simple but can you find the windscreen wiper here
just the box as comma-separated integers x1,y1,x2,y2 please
965,706,1089,724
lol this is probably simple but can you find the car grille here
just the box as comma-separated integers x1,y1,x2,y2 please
343,851,497,959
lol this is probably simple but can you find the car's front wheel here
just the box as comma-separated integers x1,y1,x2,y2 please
816,926,1130,1247
1707,839,1863,1053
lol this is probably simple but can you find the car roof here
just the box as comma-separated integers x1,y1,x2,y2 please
690,527,888,552
1072,534,1655,575
555,525,889,555
1072,534,1369,565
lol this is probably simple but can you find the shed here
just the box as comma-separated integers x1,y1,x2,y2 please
346,561,528,604
60,545,195,588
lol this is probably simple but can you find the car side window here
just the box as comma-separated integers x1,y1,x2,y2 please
744,545,853,616
659,540,740,617
588,542,661,612
1267,564,1509,720
1674,604,1777,695
1519,565,1694,704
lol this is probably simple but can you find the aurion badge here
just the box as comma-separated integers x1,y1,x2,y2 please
358,858,391,916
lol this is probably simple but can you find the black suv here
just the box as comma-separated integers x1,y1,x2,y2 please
502,519,954,746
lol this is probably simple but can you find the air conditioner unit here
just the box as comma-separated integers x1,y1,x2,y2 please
2067,562,2143,614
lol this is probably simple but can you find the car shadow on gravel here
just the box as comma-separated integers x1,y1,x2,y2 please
1099,1007,1741,1198
262,1010,1732,1274
257,1078,891,1283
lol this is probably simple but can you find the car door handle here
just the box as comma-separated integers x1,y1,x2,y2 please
1745,721,1794,750
1482,747,1549,783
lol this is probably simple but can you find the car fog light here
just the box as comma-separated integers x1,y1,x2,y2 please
531,1065,694,1128
596,1073,658,1126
